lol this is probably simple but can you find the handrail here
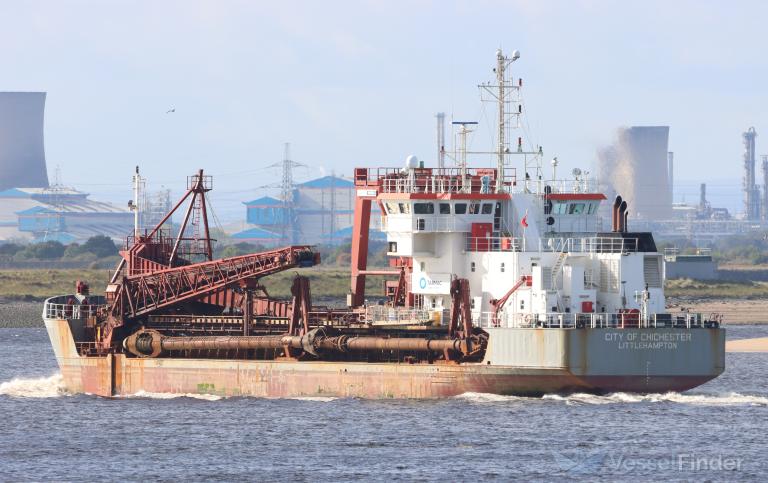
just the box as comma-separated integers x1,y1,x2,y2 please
43,302,106,320
354,167,516,194
462,235,640,253
363,306,438,325
472,311,720,329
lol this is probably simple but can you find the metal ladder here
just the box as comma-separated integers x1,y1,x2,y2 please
550,250,568,290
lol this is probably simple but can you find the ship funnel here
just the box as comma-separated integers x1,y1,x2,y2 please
612,196,622,232
618,200,628,233
623,208,629,233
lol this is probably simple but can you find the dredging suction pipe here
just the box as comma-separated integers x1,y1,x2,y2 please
123,329,465,358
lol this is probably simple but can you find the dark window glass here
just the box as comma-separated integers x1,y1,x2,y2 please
568,203,585,215
414,203,434,214
481,203,493,214
439,203,451,214
455,203,467,214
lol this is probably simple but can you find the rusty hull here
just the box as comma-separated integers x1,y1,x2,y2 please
44,318,725,399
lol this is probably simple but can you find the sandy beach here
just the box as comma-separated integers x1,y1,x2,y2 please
726,337,768,352
669,299,768,324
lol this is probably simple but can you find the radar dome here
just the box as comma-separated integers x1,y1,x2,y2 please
405,155,419,169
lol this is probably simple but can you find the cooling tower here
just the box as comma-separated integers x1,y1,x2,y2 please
0,92,49,190
598,126,672,220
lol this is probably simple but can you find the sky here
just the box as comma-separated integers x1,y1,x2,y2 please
1,0,766,221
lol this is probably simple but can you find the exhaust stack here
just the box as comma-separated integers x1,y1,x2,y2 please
612,196,622,232
618,200,627,233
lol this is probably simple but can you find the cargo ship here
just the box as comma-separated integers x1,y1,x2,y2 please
43,50,725,398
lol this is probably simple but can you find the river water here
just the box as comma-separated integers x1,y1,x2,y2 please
1,326,767,481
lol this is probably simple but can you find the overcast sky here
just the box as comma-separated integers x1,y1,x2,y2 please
1,0,766,220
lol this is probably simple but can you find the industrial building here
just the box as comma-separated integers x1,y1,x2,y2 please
234,175,382,246
0,92,133,243
0,186,132,243
598,126,673,221
600,126,768,244
664,248,718,280
0,92,49,191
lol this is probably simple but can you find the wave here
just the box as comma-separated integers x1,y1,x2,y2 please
455,392,530,403
455,390,768,406
123,391,339,402
0,374,68,398
125,390,223,401
286,396,338,402
543,391,768,406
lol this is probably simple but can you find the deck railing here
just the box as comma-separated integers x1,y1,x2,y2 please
474,311,721,329
538,236,638,254
463,235,639,253
360,305,720,330
354,167,516,194
363,306,438,325
43,302,106,320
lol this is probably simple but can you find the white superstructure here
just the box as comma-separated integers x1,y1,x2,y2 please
353,50,671,331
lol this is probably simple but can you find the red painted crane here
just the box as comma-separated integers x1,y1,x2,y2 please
489,275,531,326
108,245,316,320
99,169,319,349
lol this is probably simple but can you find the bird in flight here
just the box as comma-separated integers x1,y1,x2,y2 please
166,108,176,114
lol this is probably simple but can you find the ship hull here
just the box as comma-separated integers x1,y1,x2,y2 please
44,318,725,398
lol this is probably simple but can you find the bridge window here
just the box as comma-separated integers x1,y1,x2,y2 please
414,203,434,214
385,202,398,214
553,202,567,215
568,203,585,215
481,203,493,214
455,203,467,214
398,203,411,214
439,203,451,214
469,201,481,214
587,203,596,214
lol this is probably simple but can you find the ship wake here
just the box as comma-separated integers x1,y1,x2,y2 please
125,390,223,401
544,391,768,406
0,374,68,398
123,391,338,402
457,391,768,406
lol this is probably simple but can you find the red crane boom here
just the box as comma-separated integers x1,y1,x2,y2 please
108,245,316,319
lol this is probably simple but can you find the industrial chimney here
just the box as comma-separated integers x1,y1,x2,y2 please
743,127,759,220
763,155,768,222
0,92,49,191
667,151,674,203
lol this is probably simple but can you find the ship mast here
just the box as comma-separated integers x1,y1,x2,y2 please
131,166,144,237
478,49,545,193
496,49,508,193
479,49,521,193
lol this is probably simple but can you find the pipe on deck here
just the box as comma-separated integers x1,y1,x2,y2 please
124,330,465,357
161,335,298,352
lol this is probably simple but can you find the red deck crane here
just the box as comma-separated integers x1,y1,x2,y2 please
99,169,319,349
